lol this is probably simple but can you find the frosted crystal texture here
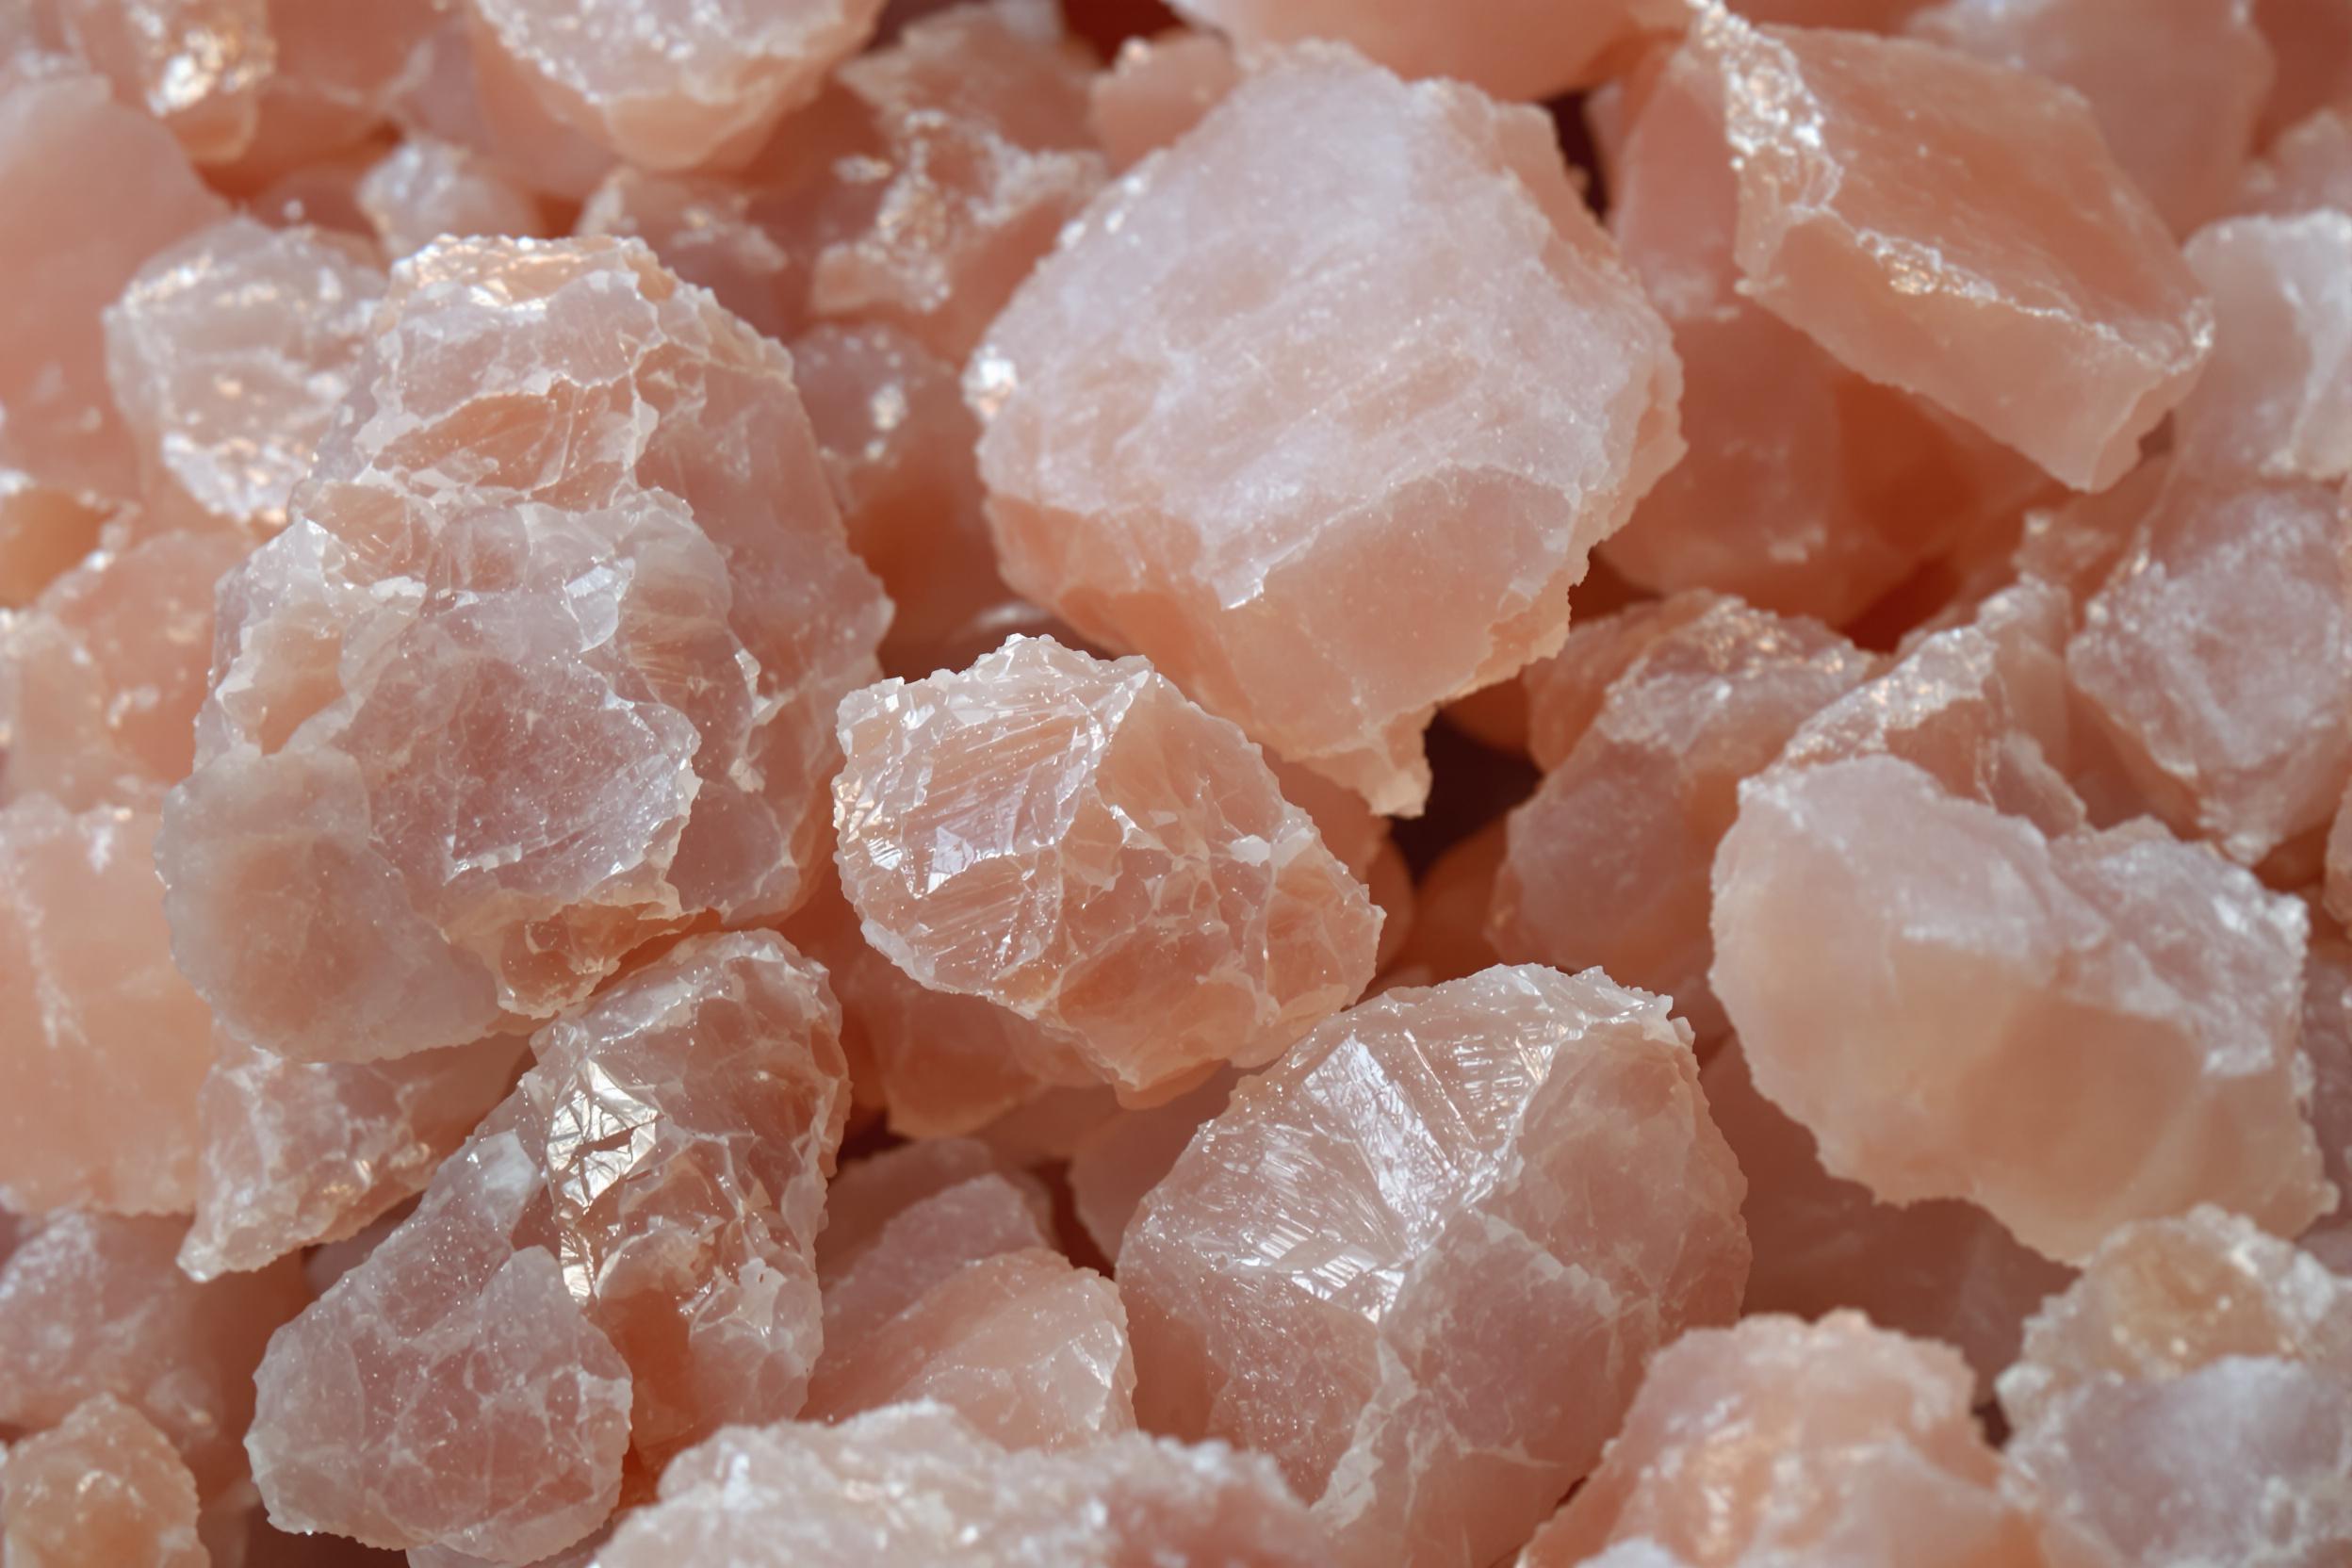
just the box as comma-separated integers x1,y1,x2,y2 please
1120,964,1749,1568
1518,1314,2050,1568
1166,0,1679,99
41,0,274,163
158,236,888,1064
595,1402,1335,1568
0,1395,207,1568
1682,6,2212,491
832,635,1380,1104
2175,213,2352,483
247,931,850,1557
970,50,1683,813
465,0,884,170
356,139,551,261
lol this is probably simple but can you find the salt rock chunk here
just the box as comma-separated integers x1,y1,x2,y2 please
41,0,271,162
160,236,887,1063
356,139,549,261
1703,1042,2073,1392
2066,467,2352,864
2174,214,2352,483
1386,818,1508,987
1518,1314,2048,1568
0,1395,207,1568
0,69,224,498
806,1248,1137,1450
384,9,615,204
104,216,383,538
466,0,881,171
1492,593,1871,1044
249,930,851,1553
1066,1069,1233,1261
244,140,384,241
1088,29,1238,171
2303,931,2352,1256
2332,800,2352,928
972,51,1682,813
178,1035,525,1281
833,635,1380,1104
0,1213,307,1497
210,0,438,187
1905,0,2272,235
817,1138,1054,1351
0,528,247,811
1121,965,1748,1568
2256,0,2352,142
1713,753,2330,1261
596,1402,1333,1568
0,800,214,1215
0,471,109,607
2237,107,2352,219
1683,8,2211,491
575,167,802,342
1166,0,1677,99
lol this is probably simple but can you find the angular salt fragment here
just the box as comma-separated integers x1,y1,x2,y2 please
356,139,550,261
2174,214,2352,483
1,1395,207,1568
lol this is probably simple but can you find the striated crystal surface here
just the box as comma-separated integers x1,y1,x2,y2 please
595,1402,1335,1568
356,139,550,262
42,0,273,163
833,635,1380,1104
1087,29,1237,171
1165,0,1679,99
1519,1313,2049,1568
2174,213,2352,484
1682,7,2211,491
1121,964,1748,1568
817,1138,1054,1352
158,236,887,1064
970,49,1682,812
1493,593,1872,1043
0,1395,208,1568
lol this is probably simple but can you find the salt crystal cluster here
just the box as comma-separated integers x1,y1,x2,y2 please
0,1395,207,1568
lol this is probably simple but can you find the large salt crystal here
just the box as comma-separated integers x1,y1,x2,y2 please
816,1138,1053,1351
1087,29,1238,171
248,930,850,1556
970,49,1682,813
0,1213,307,1498
37,0,273,163
0,69,224,498
0,799,214,1215
1492,593,1872,1044
1682,7,2211,491
463,0,881,171
159,236,887,1064
575,165,805,341
211,0,438,186
1999,1209,2352,1568
1165,0,1678,99
2174,213,2352,483
1065,1068,1234,1261
0,1395,207,1568
1120,964,1748,1568
595,1402,1333,1567
2236,106,2352,220
833,635,1380,1104
1518,1314,2049,1568
1904,0,2273,235
2065,466,2352,864
355,139,550,263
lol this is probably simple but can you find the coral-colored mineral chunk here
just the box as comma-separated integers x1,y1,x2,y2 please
2174,214,2352,484
464,0,883,171
970,49,1683,813
2235,106,2352,220
1120,964,1748,1568
595,1402,1334,1567
575,164,805,341
833,636,1380,1104
1087,29,1238,171
1518,1313,2049,1568
247,931,850,1556
356,138,550,261
158,236,886,1064
816,1138,1053,1351
1065,1069,1234,1261
40,0,273,163
1682,7,2212,491
1165,0,1678,99
0,470,109,609
0,1395,207,1568
1492,593,1871,1043
0,799,215,1215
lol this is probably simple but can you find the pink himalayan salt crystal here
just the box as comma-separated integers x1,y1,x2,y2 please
204,0,438,188
2237,107,2352,219
806,1248,1137,1450
1518,1314,2049,1568
1904,0,2273,235
1166,0,1677,99
1998,1210,2352,1568
1066,1068,1234,1261
2256,0,2352,142
1121,964,1749,1568
0,69,224,499
817,1137,1053,1352
0,528,246,810
1703,1041,2073,1391
972,52,1682,814
1492,593,1872,1044
2066,467,2352,864
0,800,213,1215
355,139,549,262
159,237,887,1064
0,1395,206,1568
177,1035,525,1281
2174,214,2352,483
104,216,383,538
0,471,109,608
243,139,387,242
833,635,1380,1105
248,930,850,1555
596,1402,1333,1568
465,0,882,172
37,0,270,163
1088,29,1238,171
575,165,804,343
2302,931,2352,1256
0,1213,307,1497
1682,7,2211,492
